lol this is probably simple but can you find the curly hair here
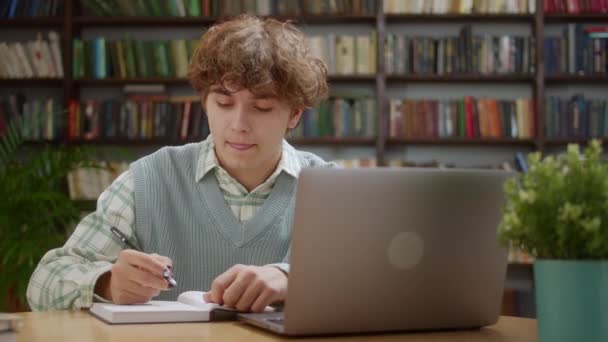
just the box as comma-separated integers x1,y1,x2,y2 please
188,15,328,109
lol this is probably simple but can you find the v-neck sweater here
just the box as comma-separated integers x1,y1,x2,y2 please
131,141,333,300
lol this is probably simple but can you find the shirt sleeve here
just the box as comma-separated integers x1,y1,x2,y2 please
26,170,138,311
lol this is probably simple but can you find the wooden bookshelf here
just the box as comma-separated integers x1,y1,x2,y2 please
73,75,377,85
27,137,375,147
386,74,535,83
387,138,537,146
73,14,377,26
74,78,191,85
0,18,64,28
3,0,608,164
385,14,535,23
0,78,64,86
73,16,216,26
288,137,376,146
545,74,608,84
544,138,607,146
544,13,608,23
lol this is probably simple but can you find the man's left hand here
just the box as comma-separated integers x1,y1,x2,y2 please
203,264,287,313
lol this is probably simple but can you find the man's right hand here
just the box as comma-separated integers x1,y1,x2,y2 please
95,250,173,304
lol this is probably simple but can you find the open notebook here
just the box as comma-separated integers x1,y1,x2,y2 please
89,291,272,324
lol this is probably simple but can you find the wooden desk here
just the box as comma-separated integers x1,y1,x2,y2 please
14,311,538,342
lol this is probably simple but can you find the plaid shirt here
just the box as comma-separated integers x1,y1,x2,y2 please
27,135,302,310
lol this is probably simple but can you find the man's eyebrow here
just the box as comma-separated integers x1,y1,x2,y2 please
252,92,277,100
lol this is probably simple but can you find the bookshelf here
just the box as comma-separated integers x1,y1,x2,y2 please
71,75,378,85
1,0,607,167
0,18,64,27
384,14,536,22
545,75,608,84
385,75,536,83
545,13,608,23
387,138,537,146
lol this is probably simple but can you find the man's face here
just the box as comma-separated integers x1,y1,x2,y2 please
204,84,302,173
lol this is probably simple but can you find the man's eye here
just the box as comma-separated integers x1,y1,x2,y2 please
255,107,273,112
217,102,232,107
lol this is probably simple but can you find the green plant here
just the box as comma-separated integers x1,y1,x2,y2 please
498,140,608,260
0,116,101,311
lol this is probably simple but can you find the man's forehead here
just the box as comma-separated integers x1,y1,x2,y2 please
210,83,277,99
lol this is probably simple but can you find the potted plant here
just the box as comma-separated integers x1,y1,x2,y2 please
0,117,100,311
498,140,608,342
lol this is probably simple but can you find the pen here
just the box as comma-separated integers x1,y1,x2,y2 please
110,226,177,288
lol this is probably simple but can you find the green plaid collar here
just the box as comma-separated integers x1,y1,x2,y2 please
195,135,300,183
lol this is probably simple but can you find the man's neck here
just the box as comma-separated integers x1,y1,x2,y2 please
220,153,282,192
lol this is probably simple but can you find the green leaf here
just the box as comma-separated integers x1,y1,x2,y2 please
498,140,608,260
0,113,107,310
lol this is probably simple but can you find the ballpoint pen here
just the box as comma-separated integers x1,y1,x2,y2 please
110,226,177,288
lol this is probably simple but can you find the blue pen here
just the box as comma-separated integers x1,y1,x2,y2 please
110,226,177,288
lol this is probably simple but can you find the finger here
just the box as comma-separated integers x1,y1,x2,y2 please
124,281,161,298
208,266,241,304
235,280,264,312
113,273,161,298
112,288,153,305
222,270,256,308
120,250,167,276
250,290,276,313
150,253,173,268
128,266,169,290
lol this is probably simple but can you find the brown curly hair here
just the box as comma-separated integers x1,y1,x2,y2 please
188,15,328,109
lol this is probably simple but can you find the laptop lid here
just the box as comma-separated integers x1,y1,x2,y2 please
280,167,513,336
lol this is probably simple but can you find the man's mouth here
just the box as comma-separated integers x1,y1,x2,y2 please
227,142,256,151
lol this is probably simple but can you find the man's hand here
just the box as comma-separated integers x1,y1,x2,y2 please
203,264,287,313
95,250,172,304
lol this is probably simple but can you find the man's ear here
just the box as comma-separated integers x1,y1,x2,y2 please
288,108,304,129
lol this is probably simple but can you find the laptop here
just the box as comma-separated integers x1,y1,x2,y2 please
238,167,514,336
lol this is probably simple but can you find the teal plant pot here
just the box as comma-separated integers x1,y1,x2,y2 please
534,260,608,342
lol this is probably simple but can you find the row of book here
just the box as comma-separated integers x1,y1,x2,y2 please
544,24,608,75
309,33,377,75
291,97,377,138
68,161,129,200
72,38,198,79
385,27,535,75
66,95,210,141
7,94,608,143
80,0,377,17
388,97,535,139
384,0,536,14
222,0,377,16
0,32,64,79
545,0,608,13
81,0,218,17
0,0,63,18
0,94,63,140
545,95,608,138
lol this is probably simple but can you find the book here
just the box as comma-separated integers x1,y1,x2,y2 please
385,28,535,75
0,313,22,333
89,291,274,324
387,97,534,140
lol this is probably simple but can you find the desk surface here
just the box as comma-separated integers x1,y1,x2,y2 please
14,311,538,342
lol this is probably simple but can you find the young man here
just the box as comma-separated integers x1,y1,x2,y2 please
27,15,333,313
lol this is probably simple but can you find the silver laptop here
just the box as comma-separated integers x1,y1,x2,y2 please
239,167,514,336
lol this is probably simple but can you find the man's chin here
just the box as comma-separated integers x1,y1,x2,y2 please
223,158,258,171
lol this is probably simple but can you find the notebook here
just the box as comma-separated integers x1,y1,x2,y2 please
89,291,268,324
